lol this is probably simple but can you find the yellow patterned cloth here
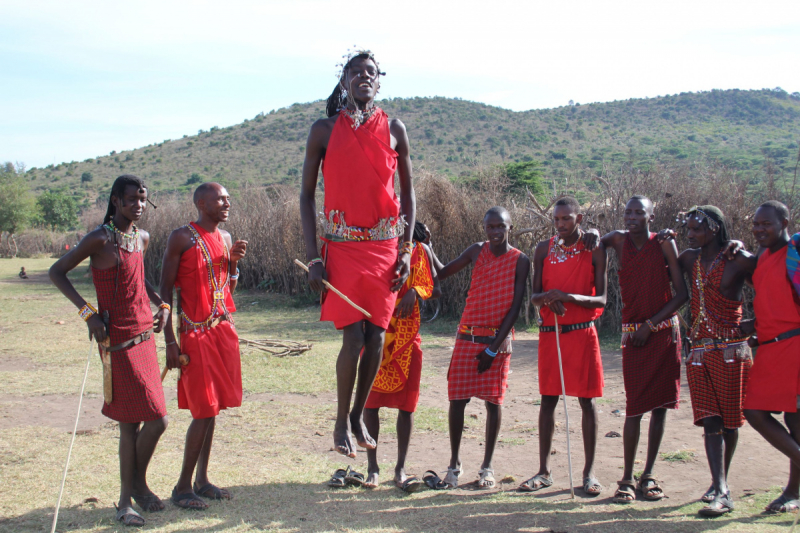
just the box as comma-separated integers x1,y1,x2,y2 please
369,244,434,404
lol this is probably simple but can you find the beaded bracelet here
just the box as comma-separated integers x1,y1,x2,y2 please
645,319,656,331
484,347,498,358
399,241,413,256
79,302,97,322
307,258,323,269
230,268,240,280
159,302,171,312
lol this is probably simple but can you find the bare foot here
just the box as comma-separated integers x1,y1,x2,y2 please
333,423,355,457
394,467,407,486
350,412,376,450
364,472,379,489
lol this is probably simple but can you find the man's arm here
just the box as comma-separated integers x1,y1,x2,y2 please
300,119,330,293
477,254,531,373
436,243,483,280
159,227,192,369
140,230,168,333
421,243,442,301
221,229,247,294
629,239,689,346
48,229,108,342
530,241,566,315
391,118,415,291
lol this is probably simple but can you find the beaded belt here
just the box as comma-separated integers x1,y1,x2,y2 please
102,329,153,353
456,325,512,353
688,337,752,364
539,320,595,334
322,210,406,242
180,312,230,333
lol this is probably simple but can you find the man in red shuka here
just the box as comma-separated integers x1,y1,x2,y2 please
160,183,247,510
742,201,800,514
593,196,688,503
300,49,415,458
523,196,608,497
50,175,169,527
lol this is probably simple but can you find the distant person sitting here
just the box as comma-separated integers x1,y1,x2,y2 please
19,267,28,279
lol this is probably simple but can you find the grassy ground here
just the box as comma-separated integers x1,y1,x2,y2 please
1,257,798,532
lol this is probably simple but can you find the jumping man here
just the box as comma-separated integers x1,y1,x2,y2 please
50,175,169,527
300,49,415,458
160,183,247,510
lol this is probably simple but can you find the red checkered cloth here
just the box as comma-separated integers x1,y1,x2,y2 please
619,233,681,417
538,237,604,398
686,255,751,429
91,243,166,423
447,244,521,405
743,245,800,413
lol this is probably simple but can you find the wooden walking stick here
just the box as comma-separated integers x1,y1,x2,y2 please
554,314,576,499
51,340,95,533
294,259,372,318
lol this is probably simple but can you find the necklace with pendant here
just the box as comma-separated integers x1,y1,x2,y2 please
343,106,377,130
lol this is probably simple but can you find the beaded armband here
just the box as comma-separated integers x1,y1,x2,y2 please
645,319,656,331
399,241,413,256
79,302,97,322
307,258,323,269
158,302,171,312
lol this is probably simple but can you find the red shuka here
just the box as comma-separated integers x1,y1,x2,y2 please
366,243,434,412
538,237,604,398
176,222,242,419
92,234,166,423
447,244,521,405
743,245,800,412
686,257,751,429
320,109,400,330
619,234,681,417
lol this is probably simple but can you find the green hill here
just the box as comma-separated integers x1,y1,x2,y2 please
22,88,800,208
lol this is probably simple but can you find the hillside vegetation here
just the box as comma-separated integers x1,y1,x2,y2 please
21,88,800,208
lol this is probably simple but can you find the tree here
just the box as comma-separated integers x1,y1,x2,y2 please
37,190,79,231
81,171,93,183
0,163,35,257
504,160,545,194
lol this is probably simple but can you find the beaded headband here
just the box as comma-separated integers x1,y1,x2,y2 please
335,47,385,80
676,206,720,233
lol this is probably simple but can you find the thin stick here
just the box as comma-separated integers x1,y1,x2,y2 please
790,508,800,533
294,259,372,318
554,315,575,499
51,340,94,533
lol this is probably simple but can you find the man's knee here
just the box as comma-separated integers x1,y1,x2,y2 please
146,416,168,434
342,323,366,349
578,397,596,411
540,395,560,411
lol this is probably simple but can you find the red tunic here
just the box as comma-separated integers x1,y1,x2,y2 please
619,234,681,417
92,234,166,423
320,109,400,330
366,243,434,412
447,244,521,405
176,222,242,419
538,237,604,398
743,245,800,412
686,256,751,429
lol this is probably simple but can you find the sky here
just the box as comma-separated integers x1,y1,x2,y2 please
1,0,799,169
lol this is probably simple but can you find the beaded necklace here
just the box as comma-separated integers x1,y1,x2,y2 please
104,220,140,253
343,106,378,130
690,250,740,340
182,224,230,332
549,231,585,264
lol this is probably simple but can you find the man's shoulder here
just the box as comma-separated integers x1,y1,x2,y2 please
311,116,337,132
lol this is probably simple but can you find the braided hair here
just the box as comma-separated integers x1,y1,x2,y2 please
325,52,384,118
685,205,730,245
103,175,147,224
413,221,428,243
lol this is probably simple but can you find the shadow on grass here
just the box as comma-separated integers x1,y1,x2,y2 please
5,483,794,533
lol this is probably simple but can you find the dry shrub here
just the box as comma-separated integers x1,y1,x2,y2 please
5,229,82,258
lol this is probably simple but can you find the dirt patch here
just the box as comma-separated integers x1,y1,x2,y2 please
0,394,109,432
0,355,36,372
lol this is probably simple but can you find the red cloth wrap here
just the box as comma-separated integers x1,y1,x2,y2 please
447,244,521,405
686,257,751,429
743,245,800,412
538,237,604,398
619,234,681,416
92,243,166,423
319,109,400,330
176,222,242,419
366,244,434,412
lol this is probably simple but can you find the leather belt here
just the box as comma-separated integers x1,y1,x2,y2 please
103,328,153,353
753,327,800,347
539,320,595,334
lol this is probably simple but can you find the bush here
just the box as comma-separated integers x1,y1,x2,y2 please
81,171,93,183
36,190,79,231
